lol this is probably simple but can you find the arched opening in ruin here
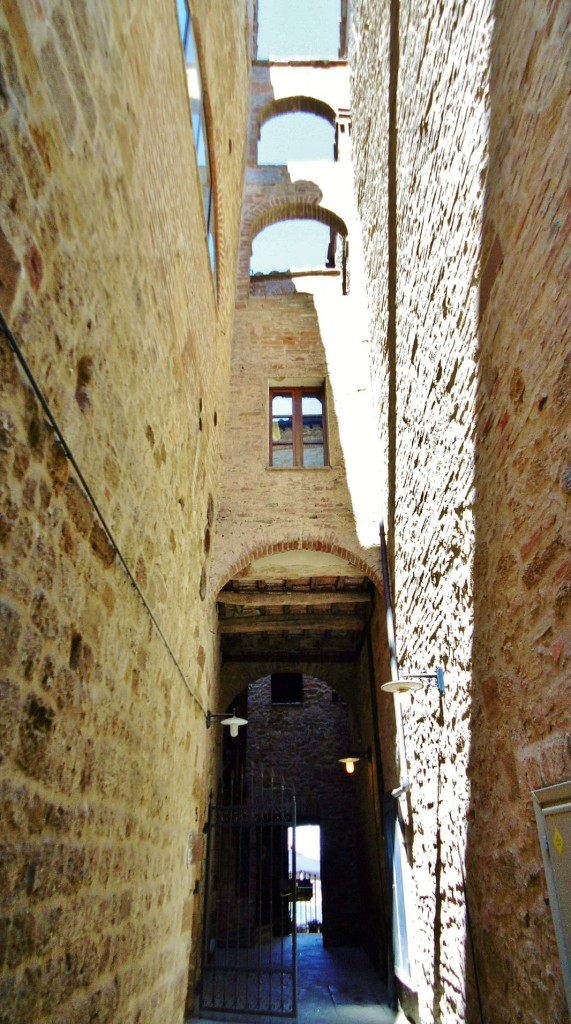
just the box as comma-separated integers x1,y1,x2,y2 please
249,207,348,277
251,218,332,274
250,203,348,245
258,111,335,165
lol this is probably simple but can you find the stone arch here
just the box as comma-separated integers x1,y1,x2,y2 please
250,202,348,247
257,95,337,134
236,180,350,294
213,535,382,597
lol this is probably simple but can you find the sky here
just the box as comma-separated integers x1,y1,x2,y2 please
251,218,331,274
258,112,334,164
252,2,340,273
257,0,340,60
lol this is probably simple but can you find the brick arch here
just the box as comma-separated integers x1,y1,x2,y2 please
258,96,337,133
213,536,382,596
250,202,348,246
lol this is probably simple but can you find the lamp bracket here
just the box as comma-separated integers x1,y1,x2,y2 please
206,711,226,729
391,781,409,799
206,709,248,736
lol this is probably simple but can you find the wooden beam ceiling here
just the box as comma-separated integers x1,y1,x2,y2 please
217,590,371,607
219,614,366,634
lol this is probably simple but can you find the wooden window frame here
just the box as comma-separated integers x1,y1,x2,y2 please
269,386,328,468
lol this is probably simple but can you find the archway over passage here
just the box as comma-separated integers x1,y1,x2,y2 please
216,547,378,667
215,544,394,983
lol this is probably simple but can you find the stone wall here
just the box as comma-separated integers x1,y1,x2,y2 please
0,1,250,1021
350,1,570,1022
469,3,570,1018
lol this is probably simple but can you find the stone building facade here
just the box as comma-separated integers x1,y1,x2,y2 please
350,2,570,1021
0,2,250,1021
0,2,569,1024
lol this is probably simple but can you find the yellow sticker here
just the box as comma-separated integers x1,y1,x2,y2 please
553,827,564,855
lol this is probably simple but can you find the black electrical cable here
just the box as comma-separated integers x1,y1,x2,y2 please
0,310,207,718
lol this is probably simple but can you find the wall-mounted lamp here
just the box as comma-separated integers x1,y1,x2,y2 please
206,709,248,738
381,667,445,696
339,747,372,775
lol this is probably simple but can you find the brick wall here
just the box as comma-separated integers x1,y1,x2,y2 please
351,1,570,1022
469,3,570,1019
0,1,250,1021
214,284,364,576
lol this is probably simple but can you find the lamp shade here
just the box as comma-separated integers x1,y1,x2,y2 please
381,679,423,693
339,748,370,774
221,713,248,737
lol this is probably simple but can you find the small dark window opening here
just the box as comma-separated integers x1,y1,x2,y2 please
271,673,303,704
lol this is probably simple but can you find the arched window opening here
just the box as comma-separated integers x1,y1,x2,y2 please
257,0,340,59
258,113,335,165
176,1,216,278
251,220,333,275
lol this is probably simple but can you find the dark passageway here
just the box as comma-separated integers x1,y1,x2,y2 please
190,932,398,1023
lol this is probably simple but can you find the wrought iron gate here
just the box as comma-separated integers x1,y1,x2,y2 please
200,768,297,1018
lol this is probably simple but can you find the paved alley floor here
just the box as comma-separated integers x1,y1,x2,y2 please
188,932,401,1024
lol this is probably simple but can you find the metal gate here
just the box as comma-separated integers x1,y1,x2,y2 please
200,768,297,1018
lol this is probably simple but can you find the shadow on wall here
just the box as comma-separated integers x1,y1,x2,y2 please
466,3,570,1021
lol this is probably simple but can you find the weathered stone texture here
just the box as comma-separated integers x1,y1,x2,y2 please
351,0,569,1022
0,1,250,1021
468,4,570,1021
